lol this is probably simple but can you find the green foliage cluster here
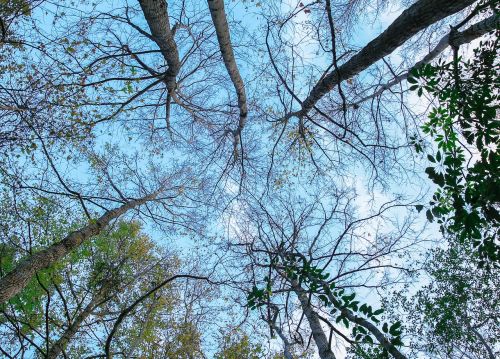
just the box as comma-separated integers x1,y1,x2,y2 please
417,242,499,357
0,195,74,328
247,253,403,356
409,34,500,267
385,232,499,358
214,331,264,359
0,0,31,17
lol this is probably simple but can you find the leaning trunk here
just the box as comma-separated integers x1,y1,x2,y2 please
138,0,180,93
207,0,248,160
0,190,161,304
300,0,476,114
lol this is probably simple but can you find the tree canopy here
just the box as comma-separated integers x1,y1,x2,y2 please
0,0,498,358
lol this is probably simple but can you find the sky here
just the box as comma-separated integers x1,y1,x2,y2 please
2,0,491,357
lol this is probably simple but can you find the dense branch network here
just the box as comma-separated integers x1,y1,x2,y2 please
0,0,497,358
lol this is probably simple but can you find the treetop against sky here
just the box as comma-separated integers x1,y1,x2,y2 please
0,0,498,358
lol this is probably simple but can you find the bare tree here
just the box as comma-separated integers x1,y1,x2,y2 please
219,183,420,358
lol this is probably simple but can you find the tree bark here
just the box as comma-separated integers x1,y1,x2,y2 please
138,0,180,93
207,0,248,160
0,190,162,305
138,0,180,130
352,15,499,107
292,281,336,359
299,0,477,115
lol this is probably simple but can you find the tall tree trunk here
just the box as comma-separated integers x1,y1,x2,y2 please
292,281,336,359
352,15,499,107
207,0,248,160
138,0,181,130
299,0,476,114
138,0,180,93
0,190,162,305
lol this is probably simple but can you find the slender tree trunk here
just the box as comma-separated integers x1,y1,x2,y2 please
299,0,476,114
138,0,181,129
207,0,248,160
270,323,294,359
46,288,108,359
292,281,336,359
0,190,161,304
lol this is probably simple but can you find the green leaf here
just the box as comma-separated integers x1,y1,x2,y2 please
389,322,402,336
410,67,420,77
426,209,434,222
407,77,418,84
319,294,329,304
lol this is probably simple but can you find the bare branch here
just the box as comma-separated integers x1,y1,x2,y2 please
207,0,248,161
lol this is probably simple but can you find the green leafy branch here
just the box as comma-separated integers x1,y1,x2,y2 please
409,33,500,267
247,253,405,357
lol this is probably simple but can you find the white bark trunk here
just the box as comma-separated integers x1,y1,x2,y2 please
207,0,248,160
292,282,336,359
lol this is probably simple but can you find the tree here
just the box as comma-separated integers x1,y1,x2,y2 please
415,241,498,358
381,231,499,359
0,195,210,358
214,330,264,359
223,186,417,358
0,0,498,358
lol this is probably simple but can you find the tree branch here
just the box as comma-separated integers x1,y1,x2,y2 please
207,0,248,161
351,14,499,107
297,0,476,115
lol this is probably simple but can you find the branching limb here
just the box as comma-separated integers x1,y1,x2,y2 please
298,0,476,115
207,0,248,162
352,14,499,108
